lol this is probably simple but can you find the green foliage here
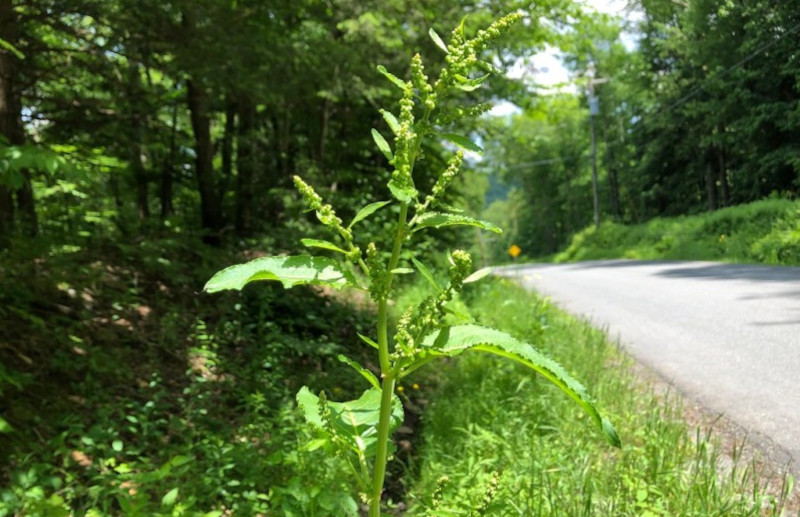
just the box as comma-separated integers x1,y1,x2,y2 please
204,14,618,516
556,198,800,265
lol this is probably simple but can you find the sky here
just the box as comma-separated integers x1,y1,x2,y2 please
489,0,642,116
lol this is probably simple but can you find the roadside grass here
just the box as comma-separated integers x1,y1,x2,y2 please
555,198,800,265
402,278,795,516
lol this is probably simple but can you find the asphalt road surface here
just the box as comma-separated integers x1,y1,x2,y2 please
498,260,800,475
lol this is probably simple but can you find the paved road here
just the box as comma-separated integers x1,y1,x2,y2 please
498,260,800,474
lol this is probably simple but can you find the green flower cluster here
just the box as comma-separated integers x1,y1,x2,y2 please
366,243,390,301
436,12,523,92
392,250,474,361
420,150,464,213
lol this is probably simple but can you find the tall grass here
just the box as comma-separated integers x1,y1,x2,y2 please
555,198,800,265
403,278,794,516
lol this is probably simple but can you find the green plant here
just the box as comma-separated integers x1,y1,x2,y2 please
204,14,620,516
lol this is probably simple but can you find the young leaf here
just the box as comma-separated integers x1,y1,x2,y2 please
410,257,440,291
441,133,483,154
463,267,493,284
388,180,418,203
413,212,502,234
349,200,391,229
428,27,449,54
453,73,491,92
337,355,381,390
372,129,393,161
380,109,401,135
297,387,404,457
377,65,408,90
421,325,621,447
204,255,357,292
390,268,414,274
301,238,347,254
357,333,380,350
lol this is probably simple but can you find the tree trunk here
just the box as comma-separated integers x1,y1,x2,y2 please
160,99,178,219
705,161,718,211
717,147,729,207
128,62,149,221
187,78,223,244
1,0,35,239
235,92,255,235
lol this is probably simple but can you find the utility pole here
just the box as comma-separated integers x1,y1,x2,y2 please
587,62,608,229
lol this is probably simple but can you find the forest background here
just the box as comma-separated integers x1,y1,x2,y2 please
2,0,800,515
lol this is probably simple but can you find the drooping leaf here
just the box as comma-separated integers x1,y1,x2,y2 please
410,257,440,291
337,355,380,390
428,27,449,54
441,133,483,154
349,201,391,229
301,239,347,254
377,65,408,90
357,333,380,350
297,387,404,458
372,129,393,161
421,325,621,447
204,256,356,292
380,109,401,135
463,267,493,284
413,212,502,234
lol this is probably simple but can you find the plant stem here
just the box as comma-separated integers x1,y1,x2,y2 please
369,372,396,517
370,201,409,515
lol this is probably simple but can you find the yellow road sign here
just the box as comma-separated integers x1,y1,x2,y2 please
508,244,521,258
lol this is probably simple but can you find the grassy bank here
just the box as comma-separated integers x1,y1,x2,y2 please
403,278,794,516
555,198,800,265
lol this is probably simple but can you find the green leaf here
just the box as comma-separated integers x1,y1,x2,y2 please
453,73,491,92
337,355,380,390
463,267,493,284
410,257,440,291
358,333,380,350
377,65,408,90
388,180,418,203
380,109,401,135
204,255,357,292
0,415,12,433
112,440,123,452
301,239,347,254
441,133,483,154
429,27,449,53
390,268,414,274
162,488,179,507
413,212,502,234
0,38,24,60
421,325,621,447
349,200,391,229
297,387,404,458
372,129,393,161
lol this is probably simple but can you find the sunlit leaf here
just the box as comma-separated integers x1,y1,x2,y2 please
349,200,391,229
204,256,356,292
380,109,400,135
162,488,179,507
390,268,414,274
429,27,449,53
388,180,418,203
377,65,408,90
463,267,493,284
372,129,393,161
421,325,621,447
337,355,380,390
413,212,501,233
358,333,380,350
441,133,483,154
301,239,347,254
410,257,440,291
